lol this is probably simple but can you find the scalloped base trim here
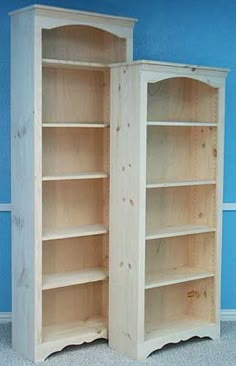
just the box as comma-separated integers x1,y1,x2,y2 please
138,323,219,359
35,318,107,362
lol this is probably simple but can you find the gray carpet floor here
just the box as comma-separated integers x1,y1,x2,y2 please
0,322,236,366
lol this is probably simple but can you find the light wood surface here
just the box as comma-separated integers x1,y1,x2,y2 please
43,180,105,232
146,125,217,183
43,128,107,176
42,25,126,63
11,9,41,361
145,267,214,289
145,316,214,341
43,235,107,271
43,58,109,70
146,224,216,240
42,68,109,124
43,317,107,343
42,172,108,181
37,316,107,361
146,179,216,188
43,224,108,241
145,278,215,334
147,121,217,127
146,185,216,234
43,282,107,326
109,62,227,359
148,77,218,123
43,268,108,290
11,5,135,361
42,122,109,128
146,233,215,276
110,64,147,359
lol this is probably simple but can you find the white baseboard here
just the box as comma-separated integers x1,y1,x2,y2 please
223,203,236,211
0,312,12,323
0,310,236,323
220,309,236,321
0,204,12,212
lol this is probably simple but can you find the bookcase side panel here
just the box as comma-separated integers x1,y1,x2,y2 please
11,10,41,360
215,84,226,328
109,66,146,358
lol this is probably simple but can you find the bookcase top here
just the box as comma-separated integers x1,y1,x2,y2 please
9,4,138,26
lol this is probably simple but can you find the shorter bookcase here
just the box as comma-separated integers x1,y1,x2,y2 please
109,61,228,359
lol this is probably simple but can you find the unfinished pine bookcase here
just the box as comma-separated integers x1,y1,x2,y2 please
10,5,136,361
109,61,228,359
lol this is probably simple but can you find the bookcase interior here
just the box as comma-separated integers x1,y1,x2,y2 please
42,68,110,124
42,281,108,342
145,233,215,288
42,179,108,236
40,19,123,351
43,235,107,275
142,73,220,355
146,185,216,235
147,125,217,183
145,278,215,341
147,77,218,123
43,127,108,177
42,25,126,63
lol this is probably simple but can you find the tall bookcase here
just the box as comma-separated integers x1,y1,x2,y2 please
109,61,228,359
10,5,136,361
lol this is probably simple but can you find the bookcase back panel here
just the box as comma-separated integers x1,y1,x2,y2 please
147,78,218,123
42,68,109,123
146,185,216,232
43,281,108,327
43,128,106,175
43,235,107,274
145,278,215,338
42,25,126,63
145,233,215,275
43,180,106,231
147,126,217,183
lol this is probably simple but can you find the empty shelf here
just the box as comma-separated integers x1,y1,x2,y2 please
43,317,107,344
146,179,216,188
42,172,109,181
43,268,108,290
42,58,108,71
145,267,214,289
42,122,109,128
146,225,216,240
43,224,108,241
147,121,217,127
145,316,215,342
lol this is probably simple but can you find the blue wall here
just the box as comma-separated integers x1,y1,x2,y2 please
1,0,236,311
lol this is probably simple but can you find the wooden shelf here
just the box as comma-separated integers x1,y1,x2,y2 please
43,224,108,241
147,121,217,127
145,267,214,289
146,179,216,189
145,316,215,342
42,172,108,181
42,58,109,71
43,317,107,343
146,225,216,240
42,122,109,128
43,268,108,290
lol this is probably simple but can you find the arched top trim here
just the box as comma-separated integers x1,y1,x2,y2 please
144,74,224,89
44,24,126,40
